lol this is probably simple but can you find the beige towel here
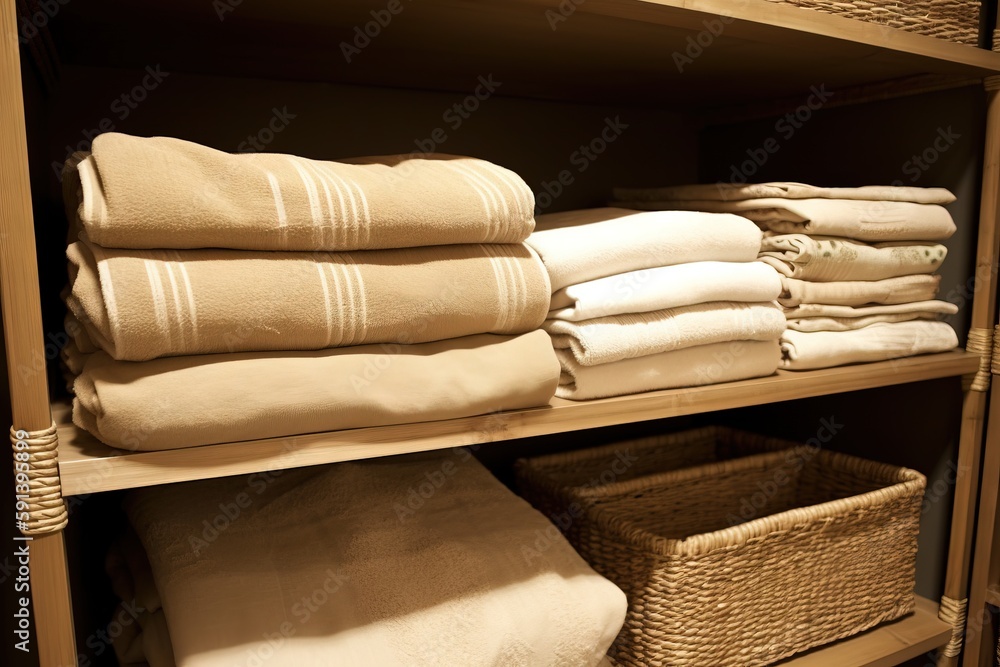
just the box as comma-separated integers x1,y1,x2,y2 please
67,240,550,361
616,198,955,242
549,261,782,322
784,300,958,320
760,234,947,281
526,208,762,292
787,313,945,332
544,302,786,366
65,133,535,250
556,340,780,400
612,182,955,204
74,331,559,450
123,455,627,667
780,321,958,370
779,275,941,307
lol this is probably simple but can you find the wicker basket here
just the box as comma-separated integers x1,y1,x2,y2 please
768,0,981,45
521,444,926,666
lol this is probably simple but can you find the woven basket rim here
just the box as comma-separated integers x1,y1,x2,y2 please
587,448,926,557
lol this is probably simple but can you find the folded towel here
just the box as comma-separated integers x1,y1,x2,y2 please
73,331,559,450
779,275,942,307
780,321,958,370
108,602,147,665
787,313,946,332
544,302,786,366
783,300,958,320
760,235,947,282
65,133,535,250
67,240,550,361
526,208,762,292
123,455,627,667
614,198,955,242
556,340,781,400
612,182,955,204
549,261,782,322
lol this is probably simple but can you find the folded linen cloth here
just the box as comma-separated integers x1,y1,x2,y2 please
556,340,780,400
759,234,947,281
122,455,627,667
614,198,955,242
783,300,958,320
612,182,956,204
67,240,550,361
779,275,942,307
544,302,786,366
780,321,959,370
64,133,535,250
73,331,559,450
787,313,945,332
526,208,762,292
549,261,782,321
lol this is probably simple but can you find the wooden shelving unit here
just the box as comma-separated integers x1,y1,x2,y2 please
3,1,1000,666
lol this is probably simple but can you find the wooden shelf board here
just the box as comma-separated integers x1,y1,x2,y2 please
776,596,950,667
49,0,1000,106
55,350,978,495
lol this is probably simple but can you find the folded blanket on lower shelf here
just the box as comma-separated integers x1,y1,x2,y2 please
780,321,959,370
120,455,627,667
555,340,781,400
526,208,762,292
67,239,550,361
760,235,947,282
544,302,786,366
73,331,560,450
784,300,958,332
612,182,956,205
778,275,942,307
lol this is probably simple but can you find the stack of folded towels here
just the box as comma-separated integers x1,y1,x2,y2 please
103,453,627,667
613,182,960,370
525,207,786,400
61,133,560,450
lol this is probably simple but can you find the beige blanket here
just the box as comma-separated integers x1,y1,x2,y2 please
612,182,955,204
549,261,782,322
760,234,947,282
556,340,780,400
74,331,559,450
67,240,550,361
526,208,762,292
779,275,941,307
544,302,786,366
615,198,955,242
780,321,958,370
65,133,535,250
123,455,626,667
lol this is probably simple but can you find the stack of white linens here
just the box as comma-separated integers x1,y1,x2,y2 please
614,183,960,370
61,133,560,451
525,208,786,400
104,454,627,667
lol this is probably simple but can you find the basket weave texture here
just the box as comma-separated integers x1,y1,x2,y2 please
517,430,926,667
767,0,981,45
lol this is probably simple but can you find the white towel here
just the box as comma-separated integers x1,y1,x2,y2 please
556,340,780,400
779,275,942,307
612,182,955,204
545,302,786,366
526,208,762,292
549,261,782,321
760,234,947,282
780,321,958,370
123,455,627,667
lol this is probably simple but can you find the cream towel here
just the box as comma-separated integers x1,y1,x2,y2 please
73,331,559,450
780,321,958,370
787,313,944,332
612,182,955,204
760,234,947,281
549,261,782,322
67,240,550,361
544,302,786,366
65,133,535,251
616,198,955,242
526,208,762,292
779,275,942,307
123,455,627,667
784,300,958,320
556,340,780,400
